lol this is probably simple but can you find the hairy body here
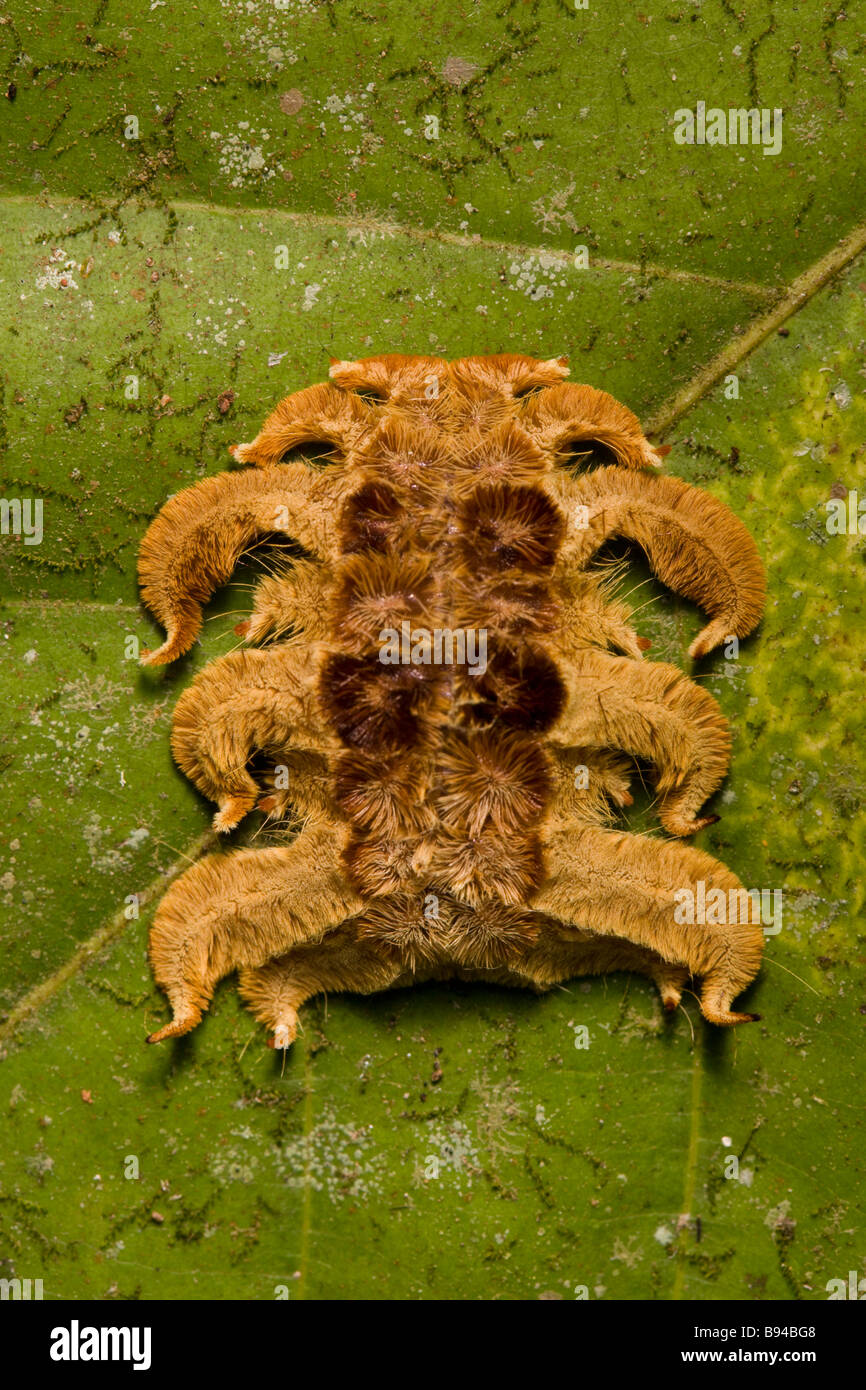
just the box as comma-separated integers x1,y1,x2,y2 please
137,353,767,1048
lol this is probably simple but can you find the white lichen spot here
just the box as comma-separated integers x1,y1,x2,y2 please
210,125,282,188
274,1111,385,1203
301,283,322,311
36,247,79,294
507,252,567,301
120,827,150,851
765,1199,796,1231
442,55,479,87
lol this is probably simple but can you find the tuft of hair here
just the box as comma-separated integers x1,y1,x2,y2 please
445,899,541,969
338,480,409,554
334,749,438,837
451,420,549,494
319,652,440,751
355,893,444,972
355,416,452,495
437,729,551,838
429,828,545,906
457,485,566,572
343,833,435,898
332,551,439,652
455,574,559,637
458,643,566,732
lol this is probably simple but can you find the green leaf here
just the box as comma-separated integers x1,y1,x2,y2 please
1,0,864,1302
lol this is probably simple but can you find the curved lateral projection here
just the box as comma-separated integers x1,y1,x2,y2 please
170,644,335,832
548,464,767,658
549,648,732,837
239,926,404,1049
147,829,363,1043
138,462,352,664
230,382,375,465
534,826,764,1025
520,382,663,469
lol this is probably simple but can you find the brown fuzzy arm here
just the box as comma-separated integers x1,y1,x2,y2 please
238,926,403,1049
138,463,345,664
546,746,636,826
236,559,330,646
147,830,363,1043
520,383,662,469
534,827,763,1025
230,382,373,465
549,648,731,837
550,465,766,658
170,645,334,832
512,926,689,1013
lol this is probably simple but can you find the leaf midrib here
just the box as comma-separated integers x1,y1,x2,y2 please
0,191,779,300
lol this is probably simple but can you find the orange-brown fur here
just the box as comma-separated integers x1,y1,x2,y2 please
138,354,767,1047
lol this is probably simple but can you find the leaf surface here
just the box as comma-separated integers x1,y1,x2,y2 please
0,0,864,1301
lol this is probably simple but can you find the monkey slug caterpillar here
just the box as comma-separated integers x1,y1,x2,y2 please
138,353,766,1048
